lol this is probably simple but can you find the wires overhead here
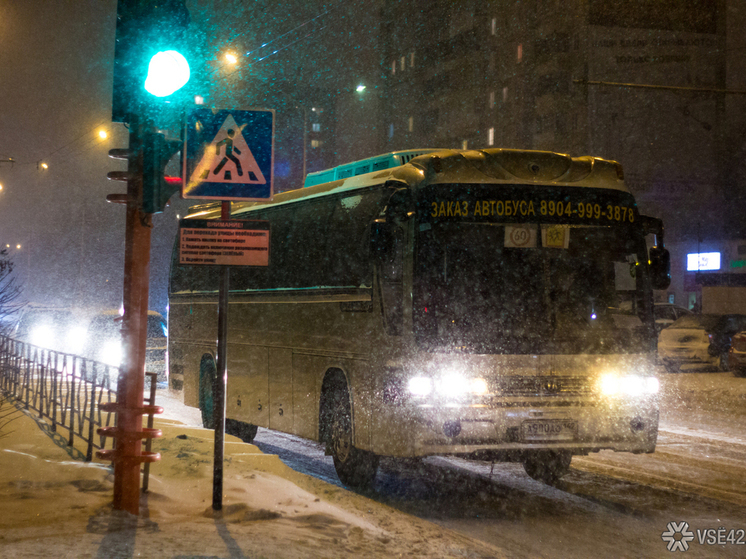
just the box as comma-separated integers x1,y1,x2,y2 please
212,0,344,76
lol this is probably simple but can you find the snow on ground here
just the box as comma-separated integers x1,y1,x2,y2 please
0,396,505,559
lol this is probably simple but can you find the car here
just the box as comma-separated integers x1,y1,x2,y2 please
84,310,168,382
653,303,693,333
13,305,87,354
728,331,746,378
658,314,746,372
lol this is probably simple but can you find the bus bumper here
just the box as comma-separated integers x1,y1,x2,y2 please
373,399,659,458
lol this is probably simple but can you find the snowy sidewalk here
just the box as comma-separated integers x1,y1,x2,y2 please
0,399,505,559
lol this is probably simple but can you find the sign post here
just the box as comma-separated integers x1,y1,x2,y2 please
182,108,273,511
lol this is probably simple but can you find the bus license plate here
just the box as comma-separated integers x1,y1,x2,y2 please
521,420,578,441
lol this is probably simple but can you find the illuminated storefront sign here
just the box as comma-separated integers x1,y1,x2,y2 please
686,252,721,272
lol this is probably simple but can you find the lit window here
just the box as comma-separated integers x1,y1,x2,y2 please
491,17,497,35
400,56,406,71
410,52,415,68
488,127,495,146
462,140,468,150
312,123,321,132
311,140,323,148
517,43,523,62
388,123,394,139
391,60,396,75
489,90,495,108
502,86,509,102
408,116,414,132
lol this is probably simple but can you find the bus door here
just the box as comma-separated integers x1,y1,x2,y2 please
269,347,294,431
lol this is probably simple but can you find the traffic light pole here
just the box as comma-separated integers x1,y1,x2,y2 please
115,115,155,515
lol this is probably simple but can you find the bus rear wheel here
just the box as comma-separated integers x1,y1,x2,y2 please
199,356,216,429
226,419,258,443
328,386,379,491
523,450,572,484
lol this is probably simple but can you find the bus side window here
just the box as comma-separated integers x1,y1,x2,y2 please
377,221,404,335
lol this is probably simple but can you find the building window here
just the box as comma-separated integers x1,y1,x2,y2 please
388,123,394,139
311,140,323,148
502,87,509,102
489,90,495,109
391,60,396,75
488,127,495,146
400,56,406,71
410,52,415,68
408,116,414,132
517,43,523,62
491,17,497,36
311,123,321,132
462,140,468,150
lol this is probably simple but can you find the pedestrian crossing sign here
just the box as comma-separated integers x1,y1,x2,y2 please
183,108,274,201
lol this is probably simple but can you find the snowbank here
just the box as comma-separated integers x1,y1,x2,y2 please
0,399,504,558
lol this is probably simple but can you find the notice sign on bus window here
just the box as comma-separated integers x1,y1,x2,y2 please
179,219,270,267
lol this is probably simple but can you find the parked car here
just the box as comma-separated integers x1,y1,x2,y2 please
653,303,693,333
728,331,746,378
84,310,168,382
13,305,86,354
658,314,746,372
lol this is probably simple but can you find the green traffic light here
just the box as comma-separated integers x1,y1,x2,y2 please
144,50,190,97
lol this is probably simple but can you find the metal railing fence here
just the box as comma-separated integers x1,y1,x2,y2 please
0,335,118,461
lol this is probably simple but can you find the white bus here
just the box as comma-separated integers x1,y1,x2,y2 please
168,148,670,489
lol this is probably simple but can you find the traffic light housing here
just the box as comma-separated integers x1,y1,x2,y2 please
112,0,191,124
142,132,182,214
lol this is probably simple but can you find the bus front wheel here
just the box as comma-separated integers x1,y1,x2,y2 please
523,450,572,484
199,356,216,429
328,385,379,491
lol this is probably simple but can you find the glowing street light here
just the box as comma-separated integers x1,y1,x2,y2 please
225,52,238,64
356,84,366,93
99,129,108,139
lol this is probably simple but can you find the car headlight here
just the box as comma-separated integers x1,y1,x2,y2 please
599,373,659,397
30,325,55,348
99,340,123,367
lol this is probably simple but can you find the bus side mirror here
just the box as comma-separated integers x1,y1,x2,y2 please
649,246,671,290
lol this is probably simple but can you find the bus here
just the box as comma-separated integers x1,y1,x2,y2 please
168,148,671,489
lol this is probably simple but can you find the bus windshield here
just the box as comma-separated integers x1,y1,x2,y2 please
414,221,653,355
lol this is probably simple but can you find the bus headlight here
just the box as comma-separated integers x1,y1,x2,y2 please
406,374,489,398
436,373,467,396
408,376,433,397
599,374,659,397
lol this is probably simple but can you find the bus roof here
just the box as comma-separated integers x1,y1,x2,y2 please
186,148,629,220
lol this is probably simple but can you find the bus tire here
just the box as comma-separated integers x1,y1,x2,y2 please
523,450,572,484
328,384,379,491
199,355,216,430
